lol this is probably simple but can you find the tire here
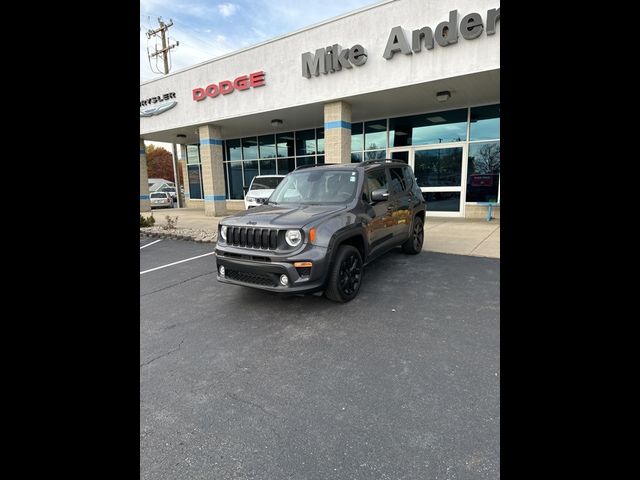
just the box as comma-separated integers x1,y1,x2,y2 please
325,245,363,303
402,216,424,254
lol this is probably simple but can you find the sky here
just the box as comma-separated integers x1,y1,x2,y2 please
140,0,382,83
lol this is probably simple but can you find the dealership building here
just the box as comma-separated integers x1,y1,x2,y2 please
139,0,499,218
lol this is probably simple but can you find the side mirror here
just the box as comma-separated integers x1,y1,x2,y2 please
243,186,250,193
370,188,389,202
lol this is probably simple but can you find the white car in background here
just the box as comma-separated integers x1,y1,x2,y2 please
150,191,173,209
244,175,285,209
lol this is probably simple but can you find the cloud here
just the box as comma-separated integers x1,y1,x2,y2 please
217,3,238,17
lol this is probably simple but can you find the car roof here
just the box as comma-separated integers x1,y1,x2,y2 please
292,159,409,172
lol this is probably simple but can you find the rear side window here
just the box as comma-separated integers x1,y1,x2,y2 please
389,167,407,193
402,167,416,189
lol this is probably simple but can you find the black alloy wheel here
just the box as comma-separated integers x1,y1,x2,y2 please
325,245,363,303
402,216,424,254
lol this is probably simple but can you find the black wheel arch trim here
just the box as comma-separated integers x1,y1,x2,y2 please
325,225,368,273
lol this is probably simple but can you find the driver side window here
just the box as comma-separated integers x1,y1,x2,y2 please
365,169,388,202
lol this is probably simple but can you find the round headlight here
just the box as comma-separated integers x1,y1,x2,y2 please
285,229,302,247
220,225,227,241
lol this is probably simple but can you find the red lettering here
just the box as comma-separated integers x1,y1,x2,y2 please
249,71,266,87
192,88,206,101
193,72,267,101
219,80,234,95
233,75,250,91
205,84,220,97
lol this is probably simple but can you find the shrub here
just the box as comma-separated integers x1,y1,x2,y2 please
140,214,155,228
163,215,178,230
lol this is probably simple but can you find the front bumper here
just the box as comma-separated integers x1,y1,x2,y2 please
215,244,329,294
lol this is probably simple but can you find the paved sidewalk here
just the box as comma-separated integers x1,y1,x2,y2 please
142,207,500,258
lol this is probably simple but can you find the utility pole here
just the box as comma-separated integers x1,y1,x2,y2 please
146,18,179,74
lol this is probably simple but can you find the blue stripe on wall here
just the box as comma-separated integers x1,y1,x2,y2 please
204,195,226,201
201,138,223,145
140,149,146,155
140,195,149,200
324,121,351,130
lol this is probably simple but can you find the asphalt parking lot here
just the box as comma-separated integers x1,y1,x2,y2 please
140,237,500,479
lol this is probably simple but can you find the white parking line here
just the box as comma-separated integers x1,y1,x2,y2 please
140,251,216,275
140,239,162,250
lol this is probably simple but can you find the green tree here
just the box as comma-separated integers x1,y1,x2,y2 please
145,145,175,181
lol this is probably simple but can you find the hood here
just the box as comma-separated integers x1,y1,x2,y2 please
222,204,347,228
246,189,274,199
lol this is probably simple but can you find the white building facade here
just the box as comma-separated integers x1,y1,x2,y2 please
140,0,500,218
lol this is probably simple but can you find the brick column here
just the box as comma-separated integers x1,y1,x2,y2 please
324,101,352,164
198,125,227,216
140,139,150,212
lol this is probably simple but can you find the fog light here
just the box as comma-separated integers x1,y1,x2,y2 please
279,274,289,286
219,265,225,277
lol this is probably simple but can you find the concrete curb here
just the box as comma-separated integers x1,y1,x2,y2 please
140,230,217,244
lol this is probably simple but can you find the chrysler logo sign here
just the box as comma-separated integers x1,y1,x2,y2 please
140,92,177,117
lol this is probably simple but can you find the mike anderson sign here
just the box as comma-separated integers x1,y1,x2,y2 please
301,7,499,78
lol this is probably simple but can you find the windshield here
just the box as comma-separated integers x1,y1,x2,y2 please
269,170,358,205
150,193,166,199
250,177,283,190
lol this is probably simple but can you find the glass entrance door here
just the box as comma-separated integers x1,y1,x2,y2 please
412,145,466,216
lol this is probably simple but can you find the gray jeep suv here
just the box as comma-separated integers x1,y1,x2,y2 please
215,159,426,302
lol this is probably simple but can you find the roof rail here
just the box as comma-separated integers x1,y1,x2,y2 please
360,158,395,166
293,163,340,171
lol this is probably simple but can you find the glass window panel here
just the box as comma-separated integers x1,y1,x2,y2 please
186,145,200,164
316,128,325,154
223,162,229,199
242,137,258,160
423,192,461,212
389,109,467,146
276,132,295,157
228,162,244,199
258,134,276,158
187,164,202,199
295,129,316,156
296,156,315,168
391,151,409,163
226,139,242,161
466,142,500,203
364,119,387,150
470,104,500,140
351,122,363,152
414,147,463,187
364,150,386,160
317,155,325,164
259,159,277,176
243,160,259,187
277,158,295,175
351,152,363,163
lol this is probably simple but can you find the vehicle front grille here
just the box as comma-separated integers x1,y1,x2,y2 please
227,227,279,250
225,269,277,287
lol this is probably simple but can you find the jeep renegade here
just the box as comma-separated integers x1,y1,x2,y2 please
215,159,426,302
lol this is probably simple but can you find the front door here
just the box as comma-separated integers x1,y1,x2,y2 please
411,144,466,217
